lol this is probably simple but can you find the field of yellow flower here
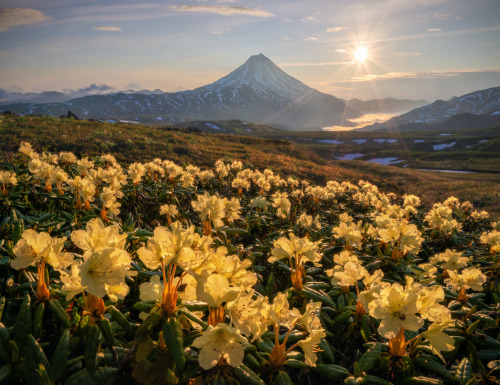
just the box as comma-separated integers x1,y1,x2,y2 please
0,142,499,385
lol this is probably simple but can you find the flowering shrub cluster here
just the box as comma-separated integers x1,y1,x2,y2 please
0,142,499,385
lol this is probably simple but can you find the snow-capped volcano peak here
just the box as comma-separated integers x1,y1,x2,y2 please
194,53,311,99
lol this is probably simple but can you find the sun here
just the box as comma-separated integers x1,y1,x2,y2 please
354,46,368,63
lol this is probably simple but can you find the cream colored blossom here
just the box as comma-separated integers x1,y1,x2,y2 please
137,222,196,270
369,282,423,339
79,247,132,298
192,193,226,228
227,291,270,340
196,273,241,307
71,218,127,252
268,292,301,330
430,249,469,271
445,268,487,292
12,229,72,270
192,323,248,370
422,321,455,352
298,329,326,366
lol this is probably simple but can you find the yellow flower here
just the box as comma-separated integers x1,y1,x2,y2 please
268,292,301,331
196,273,241,308
226,291,270,341
332,221,362,250
418,286,451,323
71,218,127,252
60,263,87,300
421,321,455,352
296,301,322,333
298,329,326,366
445,268,487,292
369,283,423,339
192,323,248,370
430,249,469,271
137,222,195,270
79,247,132,298
12,229,70,270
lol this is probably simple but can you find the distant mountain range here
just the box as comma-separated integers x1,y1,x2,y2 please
0,54,360,130
361,86,500,131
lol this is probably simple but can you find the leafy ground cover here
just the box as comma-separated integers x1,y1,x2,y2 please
0,141,499,385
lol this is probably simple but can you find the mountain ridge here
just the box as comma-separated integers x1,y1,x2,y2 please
0,54,360,130
361,86,500,131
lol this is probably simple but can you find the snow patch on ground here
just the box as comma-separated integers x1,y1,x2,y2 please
433,142,456,150
317,139,344,144
206,123,222,130
479,139,489,143
419,169,476,174
368,158,404,165
387,139,397,143
440,133,452,136
414,140,426,143
373,139,386,143
352,139,367,144
335,153,364,160
156,117,163,121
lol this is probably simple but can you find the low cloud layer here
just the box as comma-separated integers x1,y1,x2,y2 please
93,26,123,32
0,8,51,32
169,5,274,18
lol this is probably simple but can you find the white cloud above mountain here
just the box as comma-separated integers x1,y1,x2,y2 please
168,5,274,18
0,8,51,32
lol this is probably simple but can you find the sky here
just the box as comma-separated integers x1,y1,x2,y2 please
0,0,499,101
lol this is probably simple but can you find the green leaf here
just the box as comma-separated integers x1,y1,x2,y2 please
24,334,51,385
455,358,472,385
107,305,132,334
414,354,453,381
302,286,335,307
0,297,5,322
49,329,70,383
234,364,266,385
365,375,393,385
274,371,293,385
12,294,32,347
84,324,100,372
400,376,444,385
0,364,12,383
313,363,350,379
33,302,45,339
162,316,185,371
97,317,115,346
358,342,381,372
63,367,117,385
36,364,52,385
48,299,70,328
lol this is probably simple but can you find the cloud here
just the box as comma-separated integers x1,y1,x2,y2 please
211,28,229,34
0,8,51,32
305,35,321,41
326,27,348,32
425,28,442,32
93,26,123,32
339,68,500,82
279,61,348,67
335,49,347,52
301,16,315,22
63,84,115,97
169,5,274,17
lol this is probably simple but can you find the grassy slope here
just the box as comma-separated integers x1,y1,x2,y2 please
1,115,499,217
